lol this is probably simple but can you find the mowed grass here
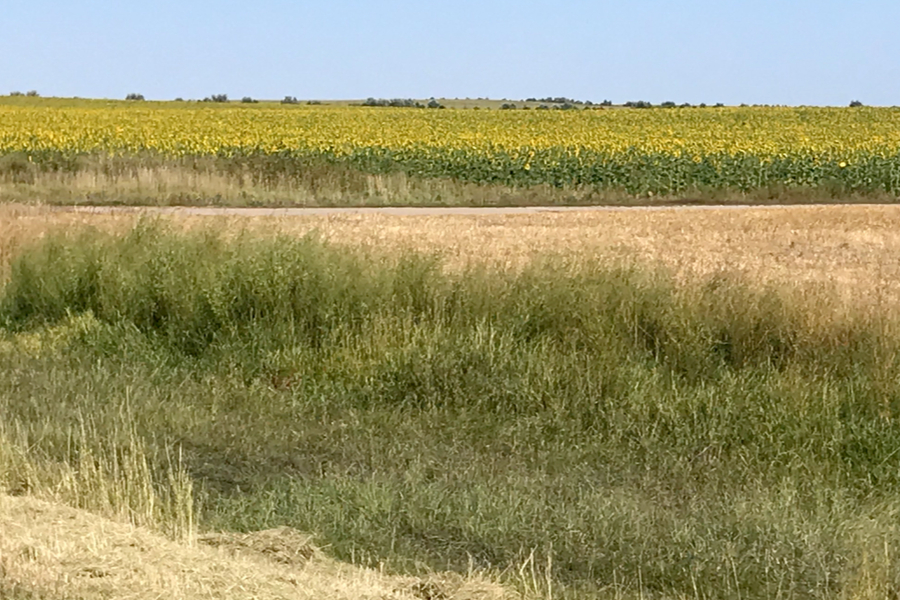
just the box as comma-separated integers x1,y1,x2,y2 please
3,210,900,599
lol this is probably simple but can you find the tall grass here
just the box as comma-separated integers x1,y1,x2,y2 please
2,152,894,208
2,222,900,598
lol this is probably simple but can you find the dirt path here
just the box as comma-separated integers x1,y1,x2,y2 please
59,203,836,217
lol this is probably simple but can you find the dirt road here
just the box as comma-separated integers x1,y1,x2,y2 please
61,203,823,217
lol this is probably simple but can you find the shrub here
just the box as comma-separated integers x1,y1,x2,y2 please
9,91,23,97
850,100,864,107
362,98,424,108
282,96,299,105
125,93,145,101
661,101,677,108
241,97,258,104
534,96,585,105
203,94,228,103
26,90,39,97
624,100,653,109
499,103,516,110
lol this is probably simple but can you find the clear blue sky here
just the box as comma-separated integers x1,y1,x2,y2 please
3,0,898,106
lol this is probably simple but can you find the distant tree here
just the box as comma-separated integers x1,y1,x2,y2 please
535,96,585,105
362,98,426,108
9,91,23,97
26,90,39,97
125,93,145,101
282,96,300,104
241,96,258,104
849,100,864,107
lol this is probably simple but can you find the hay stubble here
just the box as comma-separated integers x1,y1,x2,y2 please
4,204,900,307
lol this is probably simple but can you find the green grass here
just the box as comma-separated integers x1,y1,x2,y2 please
1,149,898,208
2,222,900,598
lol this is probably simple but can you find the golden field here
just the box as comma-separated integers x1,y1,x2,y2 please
3,98,900,198
3,99,900,157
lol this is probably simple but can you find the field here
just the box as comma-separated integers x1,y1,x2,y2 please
2,97,900,207
4,204,900,599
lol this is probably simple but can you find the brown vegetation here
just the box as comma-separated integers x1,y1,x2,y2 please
4,203,900,306
0,495,507,600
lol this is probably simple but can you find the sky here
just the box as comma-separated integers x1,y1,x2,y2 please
2,0,899,106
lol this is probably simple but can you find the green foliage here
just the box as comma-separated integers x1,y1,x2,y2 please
16,144,900,199
362,98,427,108
3,224,900,598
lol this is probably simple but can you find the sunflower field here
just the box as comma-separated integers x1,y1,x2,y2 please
2,98,900,196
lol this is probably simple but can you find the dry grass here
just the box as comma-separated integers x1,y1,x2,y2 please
4,203,900,307
0,165,638,209
0,494,510,600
